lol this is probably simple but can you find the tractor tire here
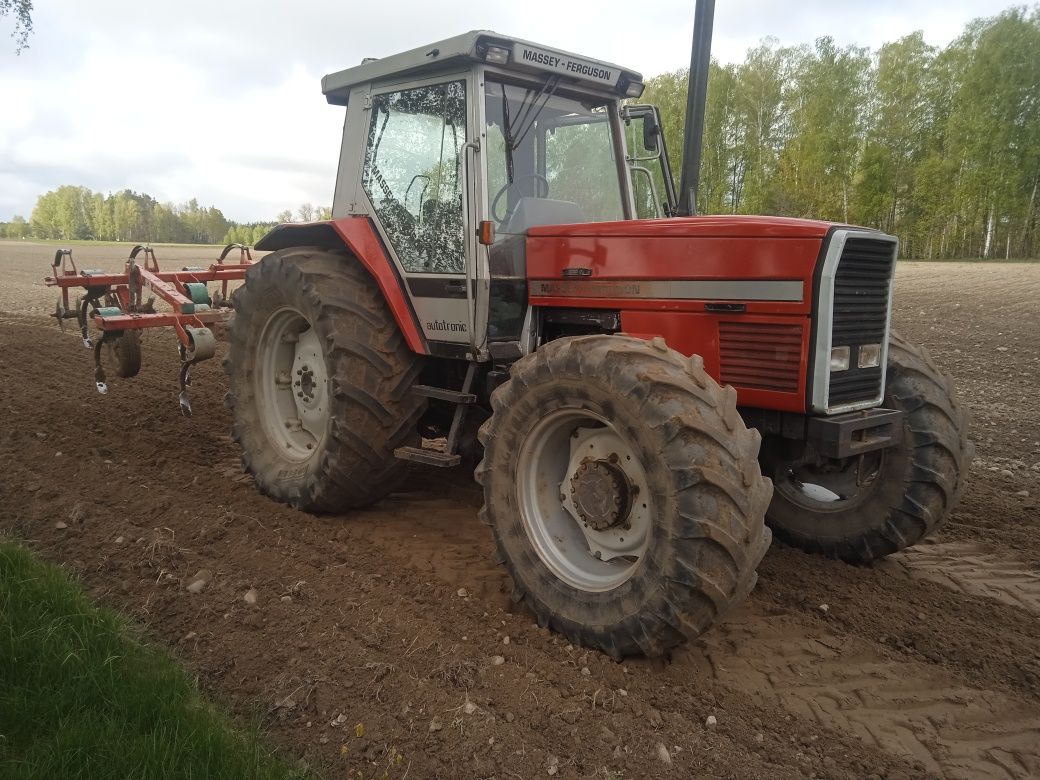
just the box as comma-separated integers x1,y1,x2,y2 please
763,331,972,563
225,247,425,512
476,335,772,659
109,331,141,378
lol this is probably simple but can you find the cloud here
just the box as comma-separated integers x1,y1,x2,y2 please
0,0,1020,221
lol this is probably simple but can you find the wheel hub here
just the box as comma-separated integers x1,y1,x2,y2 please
570,458,632,531
255,307,330,461
296,365,317,403
514,410,653,593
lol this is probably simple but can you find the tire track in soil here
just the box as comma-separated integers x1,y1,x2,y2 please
370,477,1040,780
885,542,1040,617
681,607,1040,780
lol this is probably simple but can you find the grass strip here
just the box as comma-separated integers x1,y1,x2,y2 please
0,540,309,780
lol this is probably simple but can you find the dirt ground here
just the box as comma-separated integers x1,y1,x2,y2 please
1,240,1039,779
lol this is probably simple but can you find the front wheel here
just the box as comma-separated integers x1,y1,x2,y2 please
762,331,972,563
476,335,772,659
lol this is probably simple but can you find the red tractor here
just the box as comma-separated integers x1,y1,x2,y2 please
227,20,970,658
53,8,969,659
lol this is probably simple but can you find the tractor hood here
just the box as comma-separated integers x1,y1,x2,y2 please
526,214,852,240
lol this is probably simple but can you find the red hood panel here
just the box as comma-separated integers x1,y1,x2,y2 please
526,214,841,239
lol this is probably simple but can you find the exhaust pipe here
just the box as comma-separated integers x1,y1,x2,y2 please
677,0,715,217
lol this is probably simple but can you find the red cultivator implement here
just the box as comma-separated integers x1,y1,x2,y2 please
45,243,254,414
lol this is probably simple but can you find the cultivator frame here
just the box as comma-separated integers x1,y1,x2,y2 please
45,243,254,414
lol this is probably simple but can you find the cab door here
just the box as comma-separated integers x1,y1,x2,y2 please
621,104,677,218
357,73,485,356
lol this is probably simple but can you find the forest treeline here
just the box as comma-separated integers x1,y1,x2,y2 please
644,6,1039,258
0,187,330,246
2,7,1037,258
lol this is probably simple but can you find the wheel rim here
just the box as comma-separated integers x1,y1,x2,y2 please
774,450,886,512
515,408,652,593
255,307,329,462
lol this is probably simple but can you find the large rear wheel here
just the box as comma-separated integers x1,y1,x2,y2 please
476,335,772,659
226,247,425,511
761,331,972,563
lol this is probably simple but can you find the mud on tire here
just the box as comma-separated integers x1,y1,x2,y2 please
225,247,425,512
764,331,972,563
476,335,772,659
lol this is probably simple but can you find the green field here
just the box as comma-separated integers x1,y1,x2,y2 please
0,541,309,780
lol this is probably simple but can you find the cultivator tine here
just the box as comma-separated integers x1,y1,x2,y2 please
126,258,143,311
178,386,192,415
176,326,216,416
93,338,108,394
79,297,94,348
53,299,66,333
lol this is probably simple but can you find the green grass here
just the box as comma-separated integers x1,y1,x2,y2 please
0,541,310,780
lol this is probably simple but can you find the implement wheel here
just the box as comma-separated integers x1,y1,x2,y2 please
106,331,141,378
226,247,425,511
476,335,772,659
761,331,972,563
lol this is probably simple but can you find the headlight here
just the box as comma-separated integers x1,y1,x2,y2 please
858,343,881,369
830,346,850,372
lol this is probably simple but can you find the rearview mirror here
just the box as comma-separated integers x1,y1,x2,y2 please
642,113,660,153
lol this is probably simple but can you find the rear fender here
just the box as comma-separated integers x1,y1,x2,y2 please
255,218,427,354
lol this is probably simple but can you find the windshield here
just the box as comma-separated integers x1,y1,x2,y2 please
484,79,624,238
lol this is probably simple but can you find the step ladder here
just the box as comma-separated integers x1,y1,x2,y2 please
394,362,477,468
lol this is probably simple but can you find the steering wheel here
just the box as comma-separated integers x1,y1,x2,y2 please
491,174,550,224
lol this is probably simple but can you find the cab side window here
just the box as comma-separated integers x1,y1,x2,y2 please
362,81,467,274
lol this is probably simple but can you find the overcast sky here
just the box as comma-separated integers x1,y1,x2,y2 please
0,0,1021,222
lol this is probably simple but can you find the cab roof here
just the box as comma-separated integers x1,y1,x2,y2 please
321,30,643,106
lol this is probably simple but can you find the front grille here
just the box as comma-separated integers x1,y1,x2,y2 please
719,321,803,393
828,237,896,407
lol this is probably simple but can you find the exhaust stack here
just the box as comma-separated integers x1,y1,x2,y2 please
677,0,715,217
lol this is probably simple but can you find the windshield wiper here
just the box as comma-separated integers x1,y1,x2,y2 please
501,75,560,185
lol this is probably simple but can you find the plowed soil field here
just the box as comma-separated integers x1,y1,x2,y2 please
2,241,1038,779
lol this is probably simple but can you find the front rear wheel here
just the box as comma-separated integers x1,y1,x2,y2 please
476,335,772,659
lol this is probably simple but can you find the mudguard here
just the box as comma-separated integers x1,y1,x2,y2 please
255,217,427,354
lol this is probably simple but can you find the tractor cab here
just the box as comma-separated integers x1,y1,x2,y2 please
319,31,674,354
